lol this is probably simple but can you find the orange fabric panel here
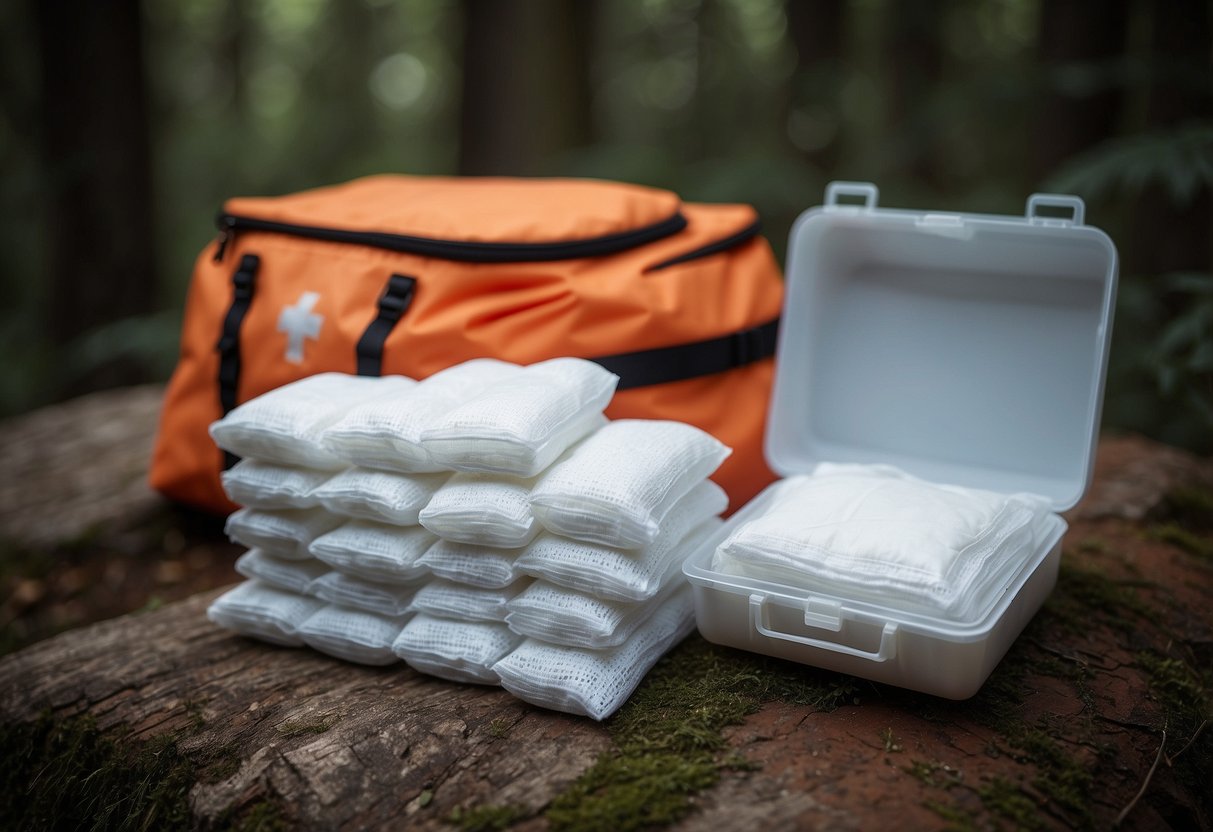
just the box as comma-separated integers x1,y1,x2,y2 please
149,175,784,515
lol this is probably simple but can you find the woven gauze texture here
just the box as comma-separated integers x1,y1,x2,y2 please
313,468,450,525
393,615,522,685
529,419,730,548
420,358,617,477
220,460,332,509
321,360,521,473
505,580,673,649
234,548,330,596
210,373,396,468
410,578,530,623
225,506,343,560
308,520,435,584
207,580,326,647
311,571,421,617
415,540,526,589
418,472,539,547
297,605,410,666
493,585,696,720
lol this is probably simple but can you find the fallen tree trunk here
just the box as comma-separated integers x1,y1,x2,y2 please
2,434,1211,830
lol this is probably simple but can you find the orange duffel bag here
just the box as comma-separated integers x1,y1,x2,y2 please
150,175,784,515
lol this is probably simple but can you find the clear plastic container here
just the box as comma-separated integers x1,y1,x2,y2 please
684,182,1118,699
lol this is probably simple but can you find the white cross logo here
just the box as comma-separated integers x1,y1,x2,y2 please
278,291,324,364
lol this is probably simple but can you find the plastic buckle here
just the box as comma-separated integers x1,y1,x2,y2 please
1026,194,1084,226
825,181,879,211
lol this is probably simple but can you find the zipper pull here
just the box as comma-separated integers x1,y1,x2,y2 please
212,216,237,262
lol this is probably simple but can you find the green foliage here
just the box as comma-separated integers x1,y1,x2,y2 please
447,803,531,832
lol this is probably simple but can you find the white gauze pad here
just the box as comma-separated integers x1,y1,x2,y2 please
420,357,617,477
312,468,450,525
209,373,400,468
418,472,540,548
234,548,330,596
492,585,696,721
207,580,326,647
225,506,342,560
529,419,730,548
311,571,421,617
392,615,523,685
321,359,522,472
308,520,436,584
297,605,409,665
220,460,333,509
410,578,530,623
505,581,676,650
517,481,726,601
415,540,526,590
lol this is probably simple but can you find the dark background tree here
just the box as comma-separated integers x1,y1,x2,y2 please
1,0,1210,451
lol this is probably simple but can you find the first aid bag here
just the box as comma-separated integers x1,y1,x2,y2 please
684,183,1117,699
151,175,784,513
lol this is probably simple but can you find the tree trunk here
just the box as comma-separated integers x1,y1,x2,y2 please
34,0,157,392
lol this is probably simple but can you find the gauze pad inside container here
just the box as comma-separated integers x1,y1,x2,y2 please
311,571,422,617
210,373,399,469
410,578,530,623
207,580,326,647
297,605,409,665
418,472,540,548
493,585,696,720
312,468,450,525
225,507,343,560
308,520,436,584
321,359,522,473
711,465,1053,622
529,419,730,548
505,581,673,649
234,548,329,596
416,540,525,590
420,358,618,477
517,481,726,601
220,460,332,509
393,615,523,684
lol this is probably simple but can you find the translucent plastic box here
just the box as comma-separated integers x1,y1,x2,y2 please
684,182,1118,699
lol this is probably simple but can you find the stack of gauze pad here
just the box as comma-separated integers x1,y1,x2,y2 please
711,464,1055,622
206,357,731,720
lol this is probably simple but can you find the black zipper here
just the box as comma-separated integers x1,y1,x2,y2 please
643,219,762,273
213,210,689,264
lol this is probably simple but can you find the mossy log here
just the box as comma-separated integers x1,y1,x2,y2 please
2,434,1211,831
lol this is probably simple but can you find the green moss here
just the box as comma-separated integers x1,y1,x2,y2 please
546,753,717,832
1041,562,1154,635
277,717,336,738
200,743,243,782
0,711,195,831
922,799,977,832
977,777,1043,831
1149,485,1213,533
447,803,531,832
1149,523,1213,561
228,800,289,832
487,717,511,739
904,759,962,789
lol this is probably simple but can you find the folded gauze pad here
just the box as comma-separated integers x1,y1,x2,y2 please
207,580,326,647
393,615,523,685
517,481,726,602
311,571,421,617
225,507,343,560
493,585,697,721
416,540,525,590
410,578,530,623
221,460,332,509
234,548,330,596
312,468,450,525
418,472,540,548
420,357,618,477
210,373,400,469
296,605,409,666
712,465,1053,621
321,359,523,473
529,419,731,548
309,520,435,584
505,580,675,649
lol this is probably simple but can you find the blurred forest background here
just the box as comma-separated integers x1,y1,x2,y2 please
1,0,1211,451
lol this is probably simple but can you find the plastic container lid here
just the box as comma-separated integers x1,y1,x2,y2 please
768,182,1118,511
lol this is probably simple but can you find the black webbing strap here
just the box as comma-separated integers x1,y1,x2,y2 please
356,273,417,376
215,253,260,469
593,316,780,390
